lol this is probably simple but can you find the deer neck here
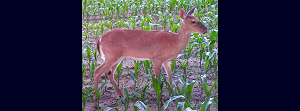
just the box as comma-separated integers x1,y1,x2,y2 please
177,23,192,50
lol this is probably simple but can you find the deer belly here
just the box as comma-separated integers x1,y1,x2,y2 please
126,56,150,61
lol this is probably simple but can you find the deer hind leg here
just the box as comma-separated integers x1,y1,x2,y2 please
93,57,120,107
105,58,124,97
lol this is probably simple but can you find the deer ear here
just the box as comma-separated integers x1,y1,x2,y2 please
179,9,185,19
187,7,196,16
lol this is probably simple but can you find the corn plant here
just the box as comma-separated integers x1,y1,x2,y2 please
163,95,185,111
94,82,107,110
183,80,196,109
199,75,218,111
133,101,151,111
119,88,136,111
169,0,178,13
116,60,124,87
104,107,119,111
126,60,141,91
82,86,92,111
140,81,151,103
151,70,164,110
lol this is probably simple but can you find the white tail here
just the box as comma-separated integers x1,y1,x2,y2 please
93,7,207,104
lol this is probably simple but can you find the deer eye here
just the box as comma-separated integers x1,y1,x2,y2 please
192,21,196,24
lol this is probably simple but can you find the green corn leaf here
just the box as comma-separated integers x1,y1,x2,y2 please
165,81,173,96
208,79,218,94
133,105,138,111
134,60,140,74
200,95,213,111
141,74,151,83
171,60,176,71
213,98,218,110
104,107,119,111
99,82,107,95
141,82,150,101
134,101,151,111
84,41,92,50
201,75,208,95
185,107,197,111
151,76,162,105
183,80,196,108
208,49,218,60
116,60,123,75
204,58,210,70
130,71,138,82
163,95,185,111
177,102,185,111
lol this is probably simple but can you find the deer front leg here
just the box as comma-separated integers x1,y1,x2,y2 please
152,60,163,78
163,61,173,83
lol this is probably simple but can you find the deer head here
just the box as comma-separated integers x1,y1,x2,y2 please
179,7,207,34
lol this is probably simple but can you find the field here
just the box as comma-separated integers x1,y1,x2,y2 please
82,0,218,111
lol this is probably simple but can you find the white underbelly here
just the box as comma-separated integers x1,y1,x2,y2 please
126,56,150,61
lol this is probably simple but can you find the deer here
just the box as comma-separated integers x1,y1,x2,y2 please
93,7,207,107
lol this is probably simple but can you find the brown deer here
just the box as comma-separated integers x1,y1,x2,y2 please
93,7,207,106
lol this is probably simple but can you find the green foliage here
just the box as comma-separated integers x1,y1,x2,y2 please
151,76,162,110
134,101,151,111
163,95,185,111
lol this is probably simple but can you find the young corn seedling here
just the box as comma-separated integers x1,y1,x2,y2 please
140,81,151,103
177,102,185,111
183,80,196,109
169,0,178,13
115,20,124,29
82,86,93,111
116,4,120,19
147,0,153,14
98,8,103,21
108,21,113,30
104,8,108,20
141,60,152,86
143,60,152,76
139,16,146,29
92,5,97,22
82,48,87,77
151,75,162,110
171,23,181,33
199,75,218,111
94,82,107,110
119,88,135,111
126,60,141,91
121,4,128,19
128,16,138,29
163,95,185,111
133,101,151,111
93,23,100,40
104,107,119,111
151,69,165,110
116,60,124,87
130,3,137,16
